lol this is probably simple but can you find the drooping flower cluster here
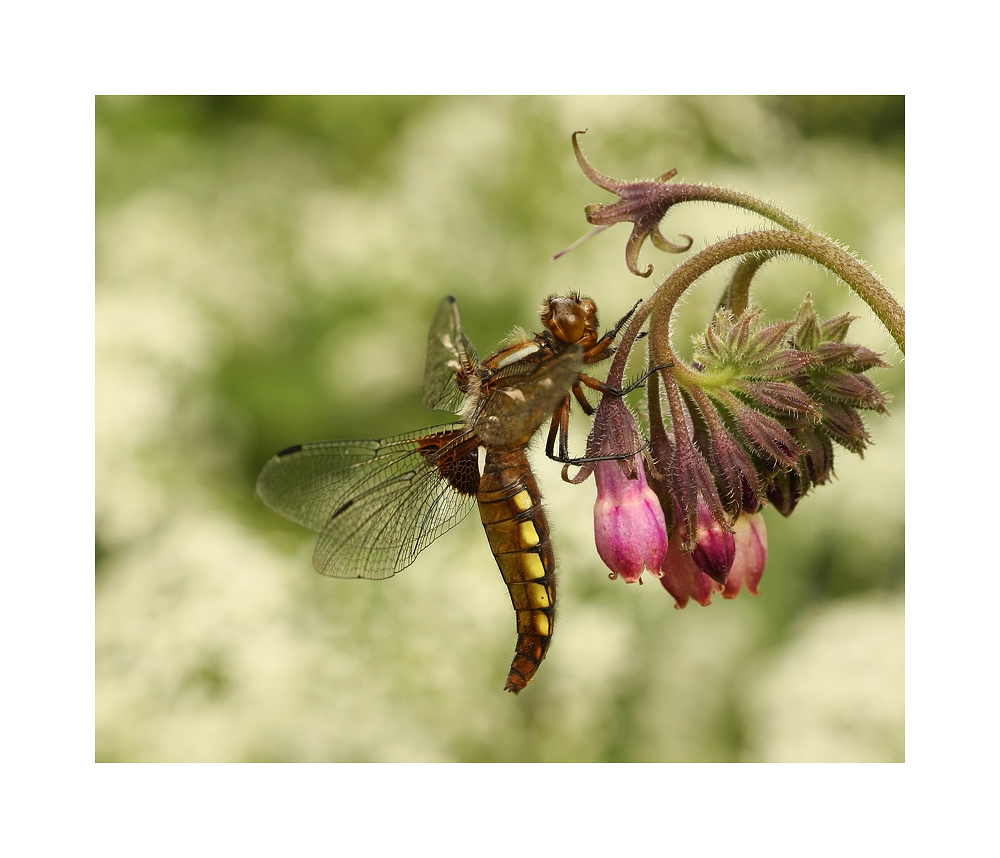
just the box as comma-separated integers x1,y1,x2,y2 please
554,133,899,611
578,385,776,608
583,291,891,606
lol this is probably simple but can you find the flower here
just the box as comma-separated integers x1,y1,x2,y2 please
687,296,891,519
580,397,668,583
647,371,733,560
688,498,736,584
659,512,768,607
552,130,693,277
722,513,767,598
593,450,668,584
659,535,718,609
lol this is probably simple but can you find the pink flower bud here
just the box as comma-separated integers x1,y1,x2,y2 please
593,455,668,584
721,513,767,598
690,498,736,585
659,536,719,609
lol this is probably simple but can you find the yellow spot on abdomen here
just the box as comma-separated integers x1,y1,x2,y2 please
521,552,545,580
525,582,550,609
519,521,539,548
512,490,532,512
534,611,550,636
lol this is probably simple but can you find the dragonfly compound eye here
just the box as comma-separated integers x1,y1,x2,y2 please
542,295,588,345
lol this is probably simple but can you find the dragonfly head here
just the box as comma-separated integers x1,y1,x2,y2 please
541,292,599,350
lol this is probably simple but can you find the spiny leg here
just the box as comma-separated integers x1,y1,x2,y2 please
544,397,572,462
550,438,651,467
579,363,673,397
583,299,644,363
571,383,594,416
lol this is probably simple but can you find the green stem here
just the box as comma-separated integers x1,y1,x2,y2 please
669,184,808,234
716,253,776,316
606,229,904,389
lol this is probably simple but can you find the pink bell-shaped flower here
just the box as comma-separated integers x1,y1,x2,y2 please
593,452,668,584
659,535,719,608
721,512,767,598
582,397,668,584
689,498,736,585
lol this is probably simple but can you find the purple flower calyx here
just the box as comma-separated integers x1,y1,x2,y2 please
552,130,694,278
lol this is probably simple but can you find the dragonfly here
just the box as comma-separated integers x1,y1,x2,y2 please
256,293,640,693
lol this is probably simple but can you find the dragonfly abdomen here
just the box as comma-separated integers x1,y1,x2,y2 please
477,448,557,694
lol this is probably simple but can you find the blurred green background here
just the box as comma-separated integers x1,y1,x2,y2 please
96,95,904,762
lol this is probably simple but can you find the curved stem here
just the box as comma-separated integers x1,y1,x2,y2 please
607,229,904,390
716,253,776,316
667,184,808,234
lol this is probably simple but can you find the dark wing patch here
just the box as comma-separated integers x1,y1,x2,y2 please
256,425,480,579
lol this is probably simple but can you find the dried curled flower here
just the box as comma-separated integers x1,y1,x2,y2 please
552,130,693,277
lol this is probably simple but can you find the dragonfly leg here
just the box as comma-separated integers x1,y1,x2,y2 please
544,397,572,462
580,363,673,397
550,438,650,467
571,382,594,416
582,298,644,363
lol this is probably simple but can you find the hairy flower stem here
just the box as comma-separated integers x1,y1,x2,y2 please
606,229,905,391
571,130,808,236
716,253,776,316
666,186,808,234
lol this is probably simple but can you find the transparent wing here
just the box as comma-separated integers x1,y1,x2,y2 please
473,346,584,447
423,296,478,414
256,425,480,579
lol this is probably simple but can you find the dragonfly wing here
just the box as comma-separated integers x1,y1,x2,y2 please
473,346,584,448
256,425,480,579
422,296,479,414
